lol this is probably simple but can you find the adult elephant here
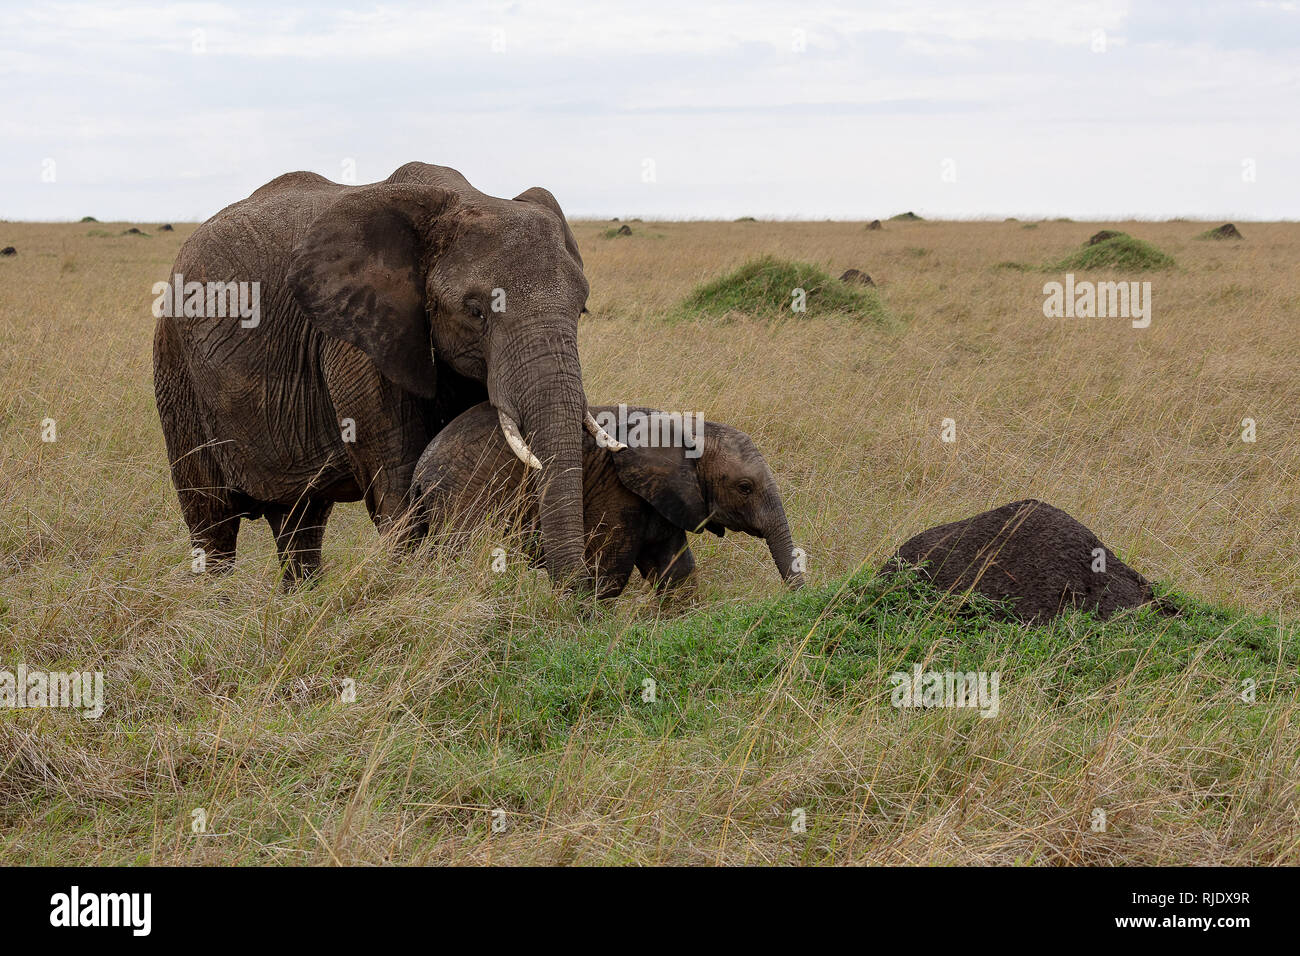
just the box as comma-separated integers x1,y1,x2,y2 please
153,162,618,587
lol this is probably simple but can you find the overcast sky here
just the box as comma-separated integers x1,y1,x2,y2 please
3,1,1298,221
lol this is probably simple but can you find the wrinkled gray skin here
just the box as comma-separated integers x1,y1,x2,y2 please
890,499,1164,623
412,403,805,598
154,163,593,588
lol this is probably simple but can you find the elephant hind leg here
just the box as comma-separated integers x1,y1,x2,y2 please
169,456,261,575
155,319,247,572
188,506,242,573
167,444,256,574
266,498,333,587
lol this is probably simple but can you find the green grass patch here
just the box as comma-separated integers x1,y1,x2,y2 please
1052,234,1175,271
674,256,887,323
461,569,1295,752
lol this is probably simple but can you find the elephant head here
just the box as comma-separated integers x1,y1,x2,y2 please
286,167,617,589
609,416,804,588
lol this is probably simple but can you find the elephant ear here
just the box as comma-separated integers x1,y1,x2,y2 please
514,186,583,267
612,443,711,534
287,183,460,398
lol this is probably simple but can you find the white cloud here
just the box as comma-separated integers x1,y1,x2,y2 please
7,1,1133,59
1,0,1296,220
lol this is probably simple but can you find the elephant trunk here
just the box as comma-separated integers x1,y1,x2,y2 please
762,490,804,589
506,323,591,592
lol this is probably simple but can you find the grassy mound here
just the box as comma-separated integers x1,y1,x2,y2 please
461,568,1293,751
889,211,923,221
675,255,887,322
1196,223,1244,241
1053,234,1175,271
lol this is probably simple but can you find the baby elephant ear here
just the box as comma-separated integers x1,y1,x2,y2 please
612,444,711,533
287,183,459,398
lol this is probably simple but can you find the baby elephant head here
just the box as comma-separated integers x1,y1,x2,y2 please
610,418,804,588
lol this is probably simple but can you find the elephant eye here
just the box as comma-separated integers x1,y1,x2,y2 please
737,479,755,496
465,298,485,320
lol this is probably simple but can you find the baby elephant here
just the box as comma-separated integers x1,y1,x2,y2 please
412,403,804,598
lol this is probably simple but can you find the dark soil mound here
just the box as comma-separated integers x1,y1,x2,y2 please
867,219,883,230
123,227,144,235
839,268,874,286
1087,229,1123,245
889,499,1161,623
616,224,632,235
1200,223,1243,240
0,246,15,256
159,223,174,232
889,211,922,222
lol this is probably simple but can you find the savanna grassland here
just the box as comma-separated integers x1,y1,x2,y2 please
0,216,1297,865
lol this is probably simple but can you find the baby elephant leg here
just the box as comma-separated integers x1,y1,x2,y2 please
637,530,696,590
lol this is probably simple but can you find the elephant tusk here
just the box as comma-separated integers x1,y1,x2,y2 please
585,411,627,451
498,410,542,470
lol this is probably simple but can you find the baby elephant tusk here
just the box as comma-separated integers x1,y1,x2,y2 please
498,410,542,470
585,411,627,451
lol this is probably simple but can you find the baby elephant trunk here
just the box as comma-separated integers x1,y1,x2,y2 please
761,489,804,589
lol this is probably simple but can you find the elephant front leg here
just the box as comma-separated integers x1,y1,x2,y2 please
360,457,425,547
322,340,432,547
637,530,696,590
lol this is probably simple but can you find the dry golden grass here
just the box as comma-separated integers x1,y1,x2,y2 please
576,219,1300,610
0,217,1296,865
